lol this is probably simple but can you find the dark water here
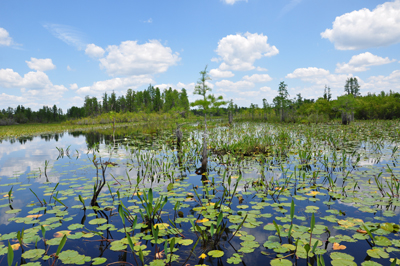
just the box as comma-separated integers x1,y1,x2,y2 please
0,126,400,266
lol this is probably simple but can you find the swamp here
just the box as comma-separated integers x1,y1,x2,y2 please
0,120,400,266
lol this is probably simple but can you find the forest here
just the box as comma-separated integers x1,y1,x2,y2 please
1,77,400,126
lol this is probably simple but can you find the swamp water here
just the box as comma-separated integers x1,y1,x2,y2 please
0,122,400,266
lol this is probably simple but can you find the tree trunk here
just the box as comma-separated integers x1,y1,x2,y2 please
341,111,350,125
201,114,208,172
176,123,183,149
228,111,233,125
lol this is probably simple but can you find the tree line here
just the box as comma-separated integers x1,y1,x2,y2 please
1,73,400,126
69,85,190,118
244,77,400,124
0,85,190,125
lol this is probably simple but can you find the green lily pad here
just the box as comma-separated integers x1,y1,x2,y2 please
92,257,107,265
88,218,107,225
58,250,91,264
178,239,193,246
208,250,224,258
21,249,45,260
5,209,22,214
68,223,85,230
330,252,356,266
270,259,292,266
367,248,389,259
227,253,242,264
150,260,165,266
374,236,391,246
361,261,383,266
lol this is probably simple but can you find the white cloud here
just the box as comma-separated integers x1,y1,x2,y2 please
335,52,396,73
243,73,272,83
215,79,255,93
260,86,272,92
0,68,22,88
67,65,74,71
363,69,400,94
222,0,247,4
99,40,180,76
76,75,153,95
0,93,25,106
70,83,78,90
256,67,268,71
0,28,13,46
85,43,105,58
321,0,400,50
215,32,279,71
285,67,359,98
26,58,56,71
43,23,87,50
143,18,153,23
0,68,67,105
286,67,330,79
286,67,350,88
209,68,234,79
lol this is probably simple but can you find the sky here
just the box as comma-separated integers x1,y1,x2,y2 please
0,0,399,112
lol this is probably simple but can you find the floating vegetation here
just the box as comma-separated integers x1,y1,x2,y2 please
0,120,400,265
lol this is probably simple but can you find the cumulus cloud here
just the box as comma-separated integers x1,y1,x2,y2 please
76,75,154,94
286,67,330,79
43,23,87,50
0,68,67,105
256,67,268,71
222,0,247,4
335,52,396,73
321,0,400,50
363,69,400,94
286,67,352,88
70,83,78,90
288,69,400,100
85,43,105,58
99,40,180,76
26,58,56,71
0,28,13,46
0,68,22,88
285,67,361,98
209,68,234,79
243,73,272,83
215,79,255,93
215,32,279,71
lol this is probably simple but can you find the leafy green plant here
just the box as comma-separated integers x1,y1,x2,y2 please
7,241,13,266
137,188,168,225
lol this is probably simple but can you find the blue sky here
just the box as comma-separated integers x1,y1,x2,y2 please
1,0,399,112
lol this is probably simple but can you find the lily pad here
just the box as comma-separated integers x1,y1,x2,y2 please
88,218,107,225
92,257,107,265
208,250,224,258
270,259,292,266
21,249,45,260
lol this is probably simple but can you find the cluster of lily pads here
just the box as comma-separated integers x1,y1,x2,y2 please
0,120,400,266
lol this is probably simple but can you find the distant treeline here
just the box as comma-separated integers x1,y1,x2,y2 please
0,85,190,125
67,85,190,119
1,80,400,126
242,88,400,123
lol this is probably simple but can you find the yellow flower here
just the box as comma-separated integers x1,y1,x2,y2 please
199,253,207,259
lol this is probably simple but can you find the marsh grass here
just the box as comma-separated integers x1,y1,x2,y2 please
1,119,400,265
